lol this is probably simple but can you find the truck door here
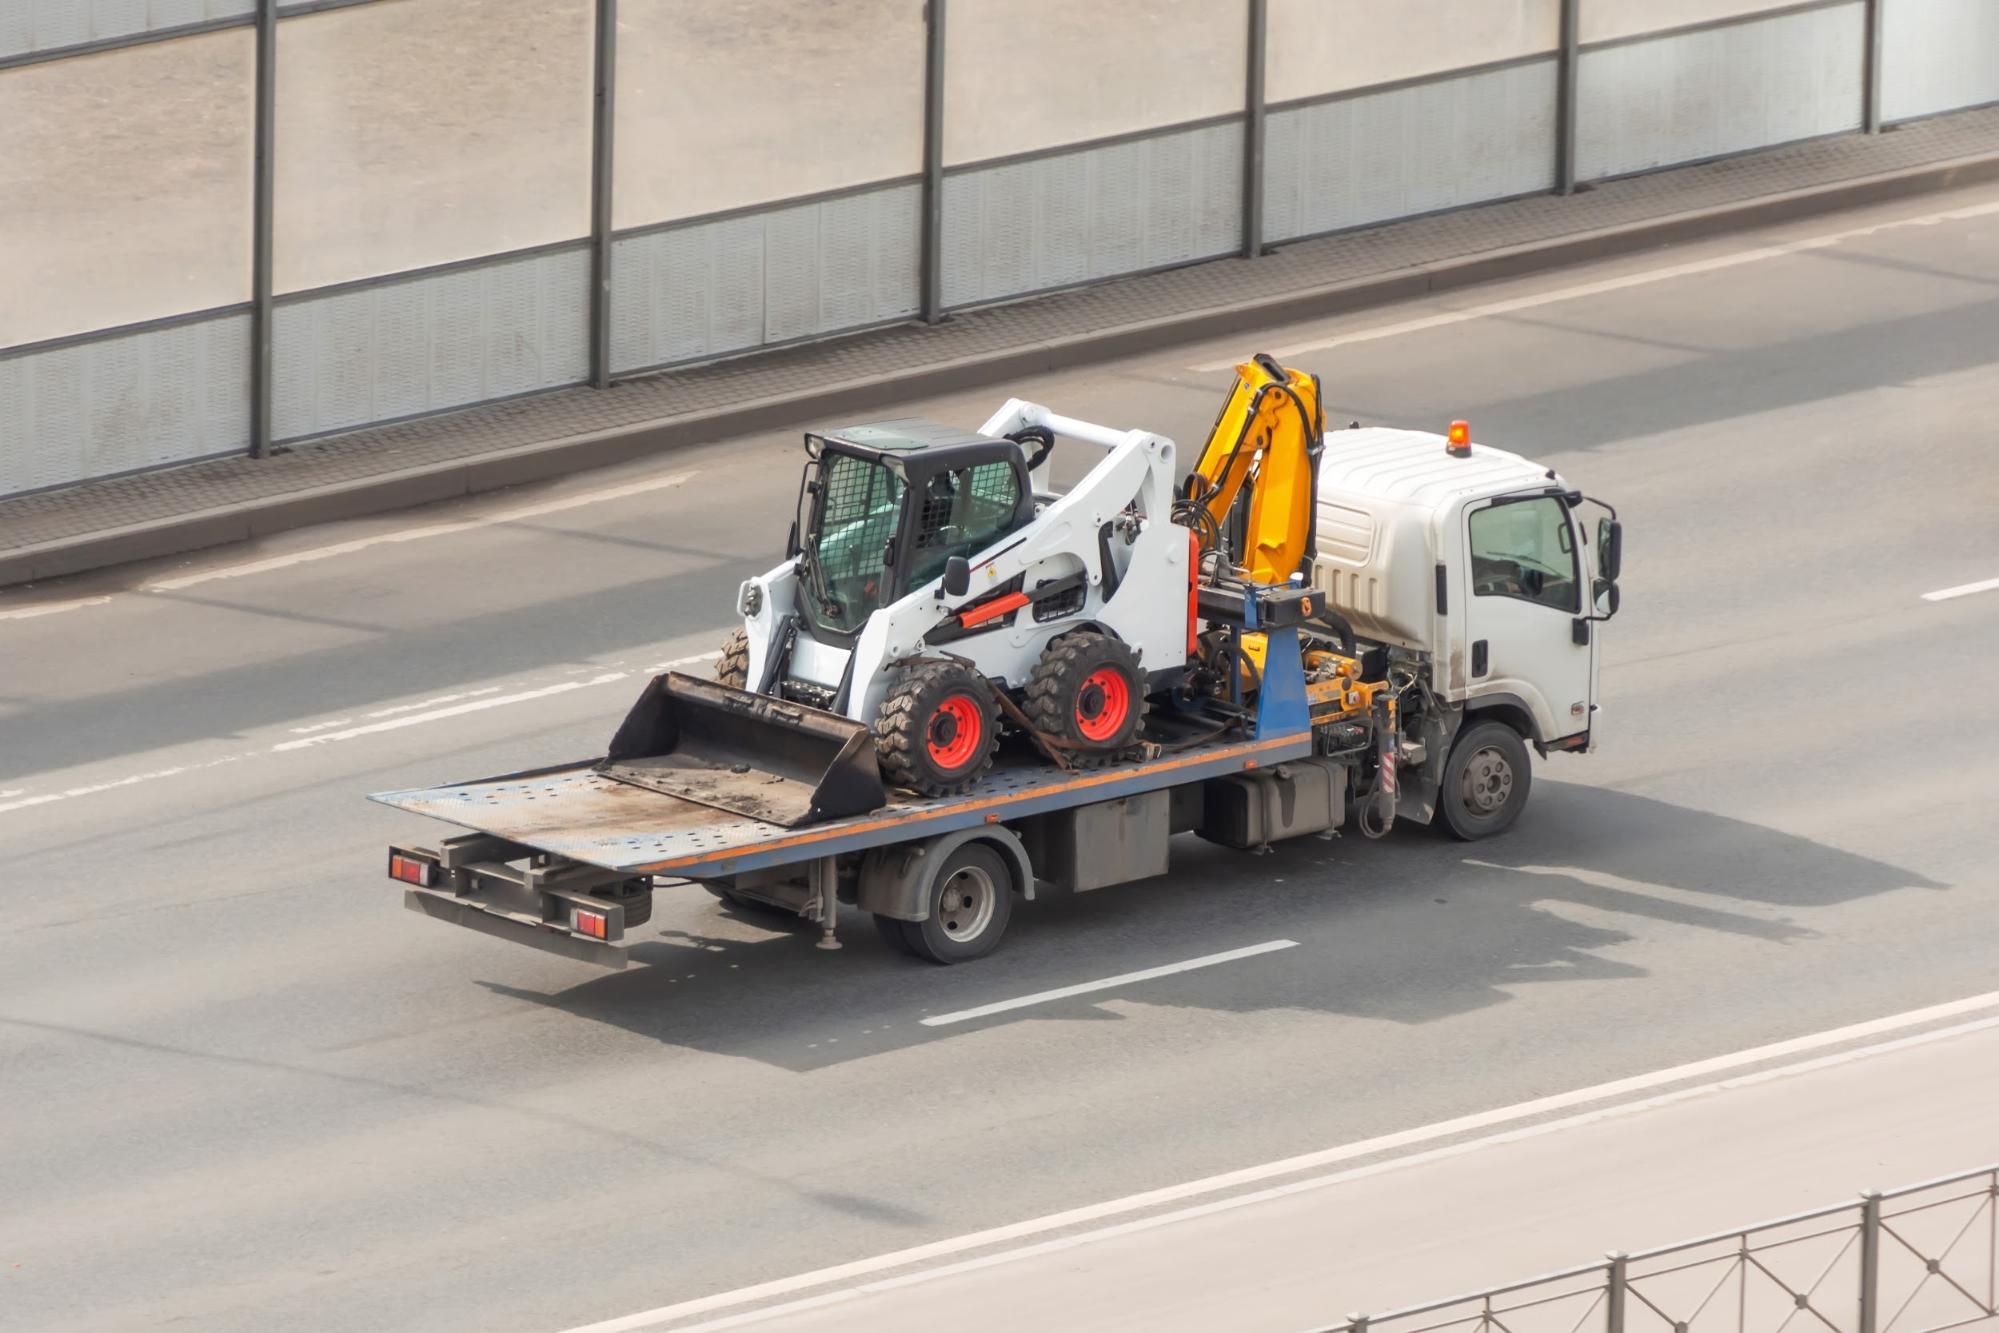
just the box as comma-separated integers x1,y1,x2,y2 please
1462,495,1593,743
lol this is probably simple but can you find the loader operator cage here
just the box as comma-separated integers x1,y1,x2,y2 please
793,425,1036,641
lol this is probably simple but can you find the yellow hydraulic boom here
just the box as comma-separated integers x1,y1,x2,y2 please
1181,353,1323,585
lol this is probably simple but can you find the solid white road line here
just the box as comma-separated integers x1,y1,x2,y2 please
147,468,697,591
919,940,1300,1027
554,985,1999,1333
1922,576,1999,602
0,596,112,622
0,469,698,621
664,1012,1999,1333
270,673,631,751
1188,198,1999,372
0,650,720,820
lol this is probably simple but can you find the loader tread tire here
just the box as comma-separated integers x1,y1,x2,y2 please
716,628,750,689
1022,631,1146,767
874,662,1000,797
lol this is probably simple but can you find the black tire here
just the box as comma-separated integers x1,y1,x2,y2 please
901,843,1014,965
595,880,653,929
1021,631,1146,765
873,912,919,956
874,662,1001,796
700,881,795,918
1438,719,1532,841
716,628,750,689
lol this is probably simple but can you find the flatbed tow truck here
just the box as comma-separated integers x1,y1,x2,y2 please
377,363,1623,966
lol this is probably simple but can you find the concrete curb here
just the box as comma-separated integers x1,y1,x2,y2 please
6,147,1999,590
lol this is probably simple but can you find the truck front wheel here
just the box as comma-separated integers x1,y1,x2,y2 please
1439,720,1532,841
886,842,1014,964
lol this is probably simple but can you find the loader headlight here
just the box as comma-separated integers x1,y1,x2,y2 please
739,582,763,616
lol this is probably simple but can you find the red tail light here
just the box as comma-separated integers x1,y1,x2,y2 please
573,907,608,939
388,850,438,887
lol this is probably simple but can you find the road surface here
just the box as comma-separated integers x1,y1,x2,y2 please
3,181,1997,1332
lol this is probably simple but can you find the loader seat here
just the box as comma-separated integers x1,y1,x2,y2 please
909,460,1026,589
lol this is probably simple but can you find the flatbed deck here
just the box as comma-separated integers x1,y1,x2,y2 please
371,728,1313,880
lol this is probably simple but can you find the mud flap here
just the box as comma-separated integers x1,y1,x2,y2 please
596,672,886,827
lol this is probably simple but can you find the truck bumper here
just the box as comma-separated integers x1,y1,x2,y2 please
403,885,630,969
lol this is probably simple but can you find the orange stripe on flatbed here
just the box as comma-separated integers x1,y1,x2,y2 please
634,732,1311,874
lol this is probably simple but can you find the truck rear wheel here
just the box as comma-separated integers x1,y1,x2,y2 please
874,662,1000,796
716,628,750,689
891,842,1014,964
1022,631,1145,764
1439,720,1532,841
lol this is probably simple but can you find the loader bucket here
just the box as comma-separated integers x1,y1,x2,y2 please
596,672,886,827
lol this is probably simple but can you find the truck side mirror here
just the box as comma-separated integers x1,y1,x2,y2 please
1593,578,1621,618
1598,518,1623,583
943,556,971,598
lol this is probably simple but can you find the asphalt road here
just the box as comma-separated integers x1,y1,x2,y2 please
4,182,1998,1333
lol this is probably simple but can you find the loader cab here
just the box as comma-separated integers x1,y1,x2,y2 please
792,421,1034,643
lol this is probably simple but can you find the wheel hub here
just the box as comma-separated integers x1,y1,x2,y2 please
1460,746,1515,814
937,866,996,940
1073,666,1131,742
926,694,983,770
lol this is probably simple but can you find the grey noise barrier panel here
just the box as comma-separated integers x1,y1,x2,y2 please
6,147,1999,591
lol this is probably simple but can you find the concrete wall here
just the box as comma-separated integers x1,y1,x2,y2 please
943,0,1243,163
1267,0,1559,101
610,185,921,375
6,0,1999,497
1881,0,1999,124
1579,2,1864,180
271,246,590,443
942,121,1242,308
0,0,253,61
1266,58,1558,244
0,312,249,496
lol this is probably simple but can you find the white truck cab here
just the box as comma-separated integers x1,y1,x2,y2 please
1310,424,1621,805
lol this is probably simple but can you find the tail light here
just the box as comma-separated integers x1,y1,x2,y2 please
573,907,608,939
388,849,439,887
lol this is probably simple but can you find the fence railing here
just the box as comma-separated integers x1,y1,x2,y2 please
5,0,1999,500
1313,1165,1999,1333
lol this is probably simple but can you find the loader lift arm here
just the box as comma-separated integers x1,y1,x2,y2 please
1181,352,1324,584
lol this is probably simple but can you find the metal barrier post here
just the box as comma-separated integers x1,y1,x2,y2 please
587,0,617,388
1862,0,1884,133
249,0,277,457
1859,1192,1882,1333
1242,0,1267,258
1606,1252,1628,1333
1555,0,1581,193
920,0,947,323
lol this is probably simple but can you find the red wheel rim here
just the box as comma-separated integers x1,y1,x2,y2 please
927,694,984,770
1074,666,1131,742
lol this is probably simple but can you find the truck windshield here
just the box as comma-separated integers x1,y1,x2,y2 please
800,451,905,636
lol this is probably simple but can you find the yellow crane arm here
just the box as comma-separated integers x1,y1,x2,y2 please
1183,353,1323,585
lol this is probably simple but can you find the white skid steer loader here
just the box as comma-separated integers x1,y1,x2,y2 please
598,361,1326,825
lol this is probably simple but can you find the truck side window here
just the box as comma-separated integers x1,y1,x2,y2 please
1469,498,1578,612
910,461,1021,587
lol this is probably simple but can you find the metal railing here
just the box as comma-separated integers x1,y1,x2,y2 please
1315,1165,1999,1333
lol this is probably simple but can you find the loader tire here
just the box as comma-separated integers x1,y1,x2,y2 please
716,628,751,689
1022,631,1146,765
874,662,1000,797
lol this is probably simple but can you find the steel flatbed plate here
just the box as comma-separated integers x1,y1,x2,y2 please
370,732,1313,879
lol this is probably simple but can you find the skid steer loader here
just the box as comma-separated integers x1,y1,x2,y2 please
598,358,1324,824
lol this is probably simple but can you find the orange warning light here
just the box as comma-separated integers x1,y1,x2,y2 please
1446,420,1472,457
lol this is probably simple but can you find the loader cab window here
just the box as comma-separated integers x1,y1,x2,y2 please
1469,497,1579,612
801,451,905,635
907,460,1023,589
